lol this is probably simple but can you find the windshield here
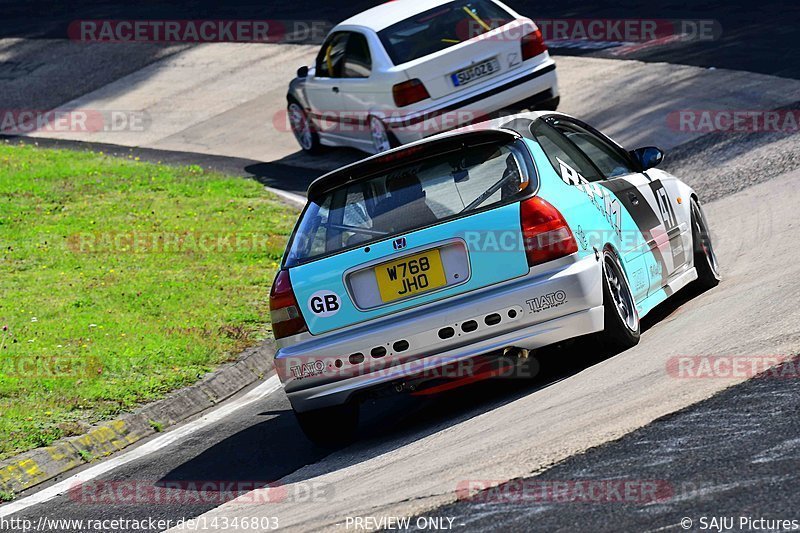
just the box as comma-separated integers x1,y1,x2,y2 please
377,0,514,65
284,139,534,267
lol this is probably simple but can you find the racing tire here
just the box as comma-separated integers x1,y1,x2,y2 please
690,198,721,290
537,95,560,112
368,116,398,154
294,401,359,448
287,98,323,155
599,249,641,350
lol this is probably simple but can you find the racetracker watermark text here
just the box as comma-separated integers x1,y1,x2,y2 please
0,109,148,134
454,18,720,43
68,480,333,505
69,19,332,44
0,355,102,379
456,479,673,503
667,355,800,379
668,110,800,134
67,231,282,254
277,108,492,135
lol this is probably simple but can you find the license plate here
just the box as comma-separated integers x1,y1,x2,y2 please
375,249,447,303
451,57,501,87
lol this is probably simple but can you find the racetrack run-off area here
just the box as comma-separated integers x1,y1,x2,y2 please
1,1,800,531
160,169,800,531
1,165,798,532
9,43,800,174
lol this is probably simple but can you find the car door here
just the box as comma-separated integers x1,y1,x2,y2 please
337,31,378,147
305,32,349,143
531,119,649,304
547,117,686,295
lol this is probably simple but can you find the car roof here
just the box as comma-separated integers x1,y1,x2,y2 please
337,0,466,33
306,111,557,199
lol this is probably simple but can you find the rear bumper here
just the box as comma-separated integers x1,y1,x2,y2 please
385,59,558,145
275,253,603,412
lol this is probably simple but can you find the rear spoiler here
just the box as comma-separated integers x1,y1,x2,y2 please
306,129,521,200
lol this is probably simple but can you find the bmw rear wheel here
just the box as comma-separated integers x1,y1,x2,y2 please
691,198,721,289
599,249,640,350
288,99,322,154
369,116,394,153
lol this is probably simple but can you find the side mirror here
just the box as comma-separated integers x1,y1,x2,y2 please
297,65,309,78
630,146,664,170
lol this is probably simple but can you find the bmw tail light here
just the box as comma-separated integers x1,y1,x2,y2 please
521,28,547,60
392,78,430,107
269,270,308,339
520,196,578,266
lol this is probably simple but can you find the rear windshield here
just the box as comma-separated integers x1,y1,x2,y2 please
377,0,514,65
284,139,535,267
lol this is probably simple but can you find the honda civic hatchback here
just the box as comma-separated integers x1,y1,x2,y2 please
286,0,559,155
270,111,719,445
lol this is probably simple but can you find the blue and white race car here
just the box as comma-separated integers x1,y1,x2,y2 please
270,111,720,445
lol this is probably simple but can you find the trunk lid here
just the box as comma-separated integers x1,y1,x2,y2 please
289,203,529,335
401,19,539,100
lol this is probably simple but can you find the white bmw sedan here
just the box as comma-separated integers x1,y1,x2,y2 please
286,0,559,155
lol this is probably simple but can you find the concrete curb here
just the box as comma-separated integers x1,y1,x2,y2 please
0,340,277,496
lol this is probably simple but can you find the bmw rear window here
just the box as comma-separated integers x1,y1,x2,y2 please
377,0,514,65
283,137,536,268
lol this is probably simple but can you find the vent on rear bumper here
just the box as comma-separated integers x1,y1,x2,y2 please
461,320,478,333
438,327,455,340
393,340,410,352
371,346,387,358
435,306,523,342
330,305,524,373
485,313,502,326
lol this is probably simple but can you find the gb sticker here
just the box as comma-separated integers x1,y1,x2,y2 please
308,290,341,317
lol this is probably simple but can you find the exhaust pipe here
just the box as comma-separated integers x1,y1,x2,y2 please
394,382,416,393
503,347,530,359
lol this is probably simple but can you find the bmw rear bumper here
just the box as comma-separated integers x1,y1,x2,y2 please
275,252,602,412
384,59,559,145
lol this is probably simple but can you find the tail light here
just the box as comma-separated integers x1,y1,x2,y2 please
520,196,578,266
392,78,430,107
521,28,547,60
269,270,308,339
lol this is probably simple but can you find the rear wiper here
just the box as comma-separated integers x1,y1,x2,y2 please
460,170,516,213
327,223,387,237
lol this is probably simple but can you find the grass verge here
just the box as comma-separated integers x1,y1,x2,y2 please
0,142,296,459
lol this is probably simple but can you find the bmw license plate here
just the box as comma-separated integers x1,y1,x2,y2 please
375,249,447,303
451,57,501,87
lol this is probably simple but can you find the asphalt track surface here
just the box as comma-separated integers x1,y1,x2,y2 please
1,1,800,531
167,166,800,531
1,0,799,78
7,53,800,200
2,165,798,531
413,356,800,532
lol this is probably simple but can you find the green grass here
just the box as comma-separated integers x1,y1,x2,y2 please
0,142,296,459
78,449,93,463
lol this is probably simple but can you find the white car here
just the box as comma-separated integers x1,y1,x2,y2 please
286,0,559,155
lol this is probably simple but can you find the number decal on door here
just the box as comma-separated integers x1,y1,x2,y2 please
654,185,677,232
650,181,686,266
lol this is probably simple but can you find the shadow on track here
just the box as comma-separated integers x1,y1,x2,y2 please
157,282,715,491
244,147,364,195
158,406,329,486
